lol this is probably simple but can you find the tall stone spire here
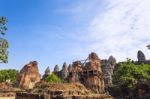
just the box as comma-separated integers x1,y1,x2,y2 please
53,65,59,73
137,50,146,62
53,65,59,76
43,66,50,80
108,55,116,69
61,62,68,79
45,66,50,75
68,64,72,72
88,52,101,71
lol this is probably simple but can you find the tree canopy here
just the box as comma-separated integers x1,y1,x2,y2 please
0,69,19,84
0,17,8,63
109,59,150,97
147,44,150,49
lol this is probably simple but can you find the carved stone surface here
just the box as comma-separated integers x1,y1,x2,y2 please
137,50,146,62
16,61,41,89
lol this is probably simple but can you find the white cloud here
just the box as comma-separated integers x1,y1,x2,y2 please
71,0,150,61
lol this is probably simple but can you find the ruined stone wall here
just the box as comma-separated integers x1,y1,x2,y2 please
16,92,113,99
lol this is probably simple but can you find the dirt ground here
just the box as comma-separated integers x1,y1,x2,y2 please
0,97,15,99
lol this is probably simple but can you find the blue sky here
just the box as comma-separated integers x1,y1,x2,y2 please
0,0,150,74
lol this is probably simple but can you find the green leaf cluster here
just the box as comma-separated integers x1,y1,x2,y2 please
45,73,62,83
0,69,19,83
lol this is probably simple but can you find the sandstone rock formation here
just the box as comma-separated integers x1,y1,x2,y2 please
137,50,146,62
16,61,41,89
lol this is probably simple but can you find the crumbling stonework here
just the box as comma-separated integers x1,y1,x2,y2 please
16,82,113,99
101,56,116,87
0,82,10,89
101,60,113,87
68,52,105,93
16,61,41,89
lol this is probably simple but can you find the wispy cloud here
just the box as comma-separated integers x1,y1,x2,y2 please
94,0,150,61
67,0,150,61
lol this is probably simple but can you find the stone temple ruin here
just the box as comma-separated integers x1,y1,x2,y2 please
68,52,105,93
14,52,115,99
1,50,150,99
16,61,41,89
15,53,115,92
53,52,117,91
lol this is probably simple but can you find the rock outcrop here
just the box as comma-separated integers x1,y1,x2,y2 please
16,61,41,89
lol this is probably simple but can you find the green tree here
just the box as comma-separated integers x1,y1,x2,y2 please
45,73,61,83
0,69,19,84
0,17,8,63
109,59,150,97
0,17,7,35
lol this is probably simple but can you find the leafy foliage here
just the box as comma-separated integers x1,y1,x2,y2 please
0,17,7,35
110,59,150,97
45,73,62,83
0,69,19,83
0,17,8,63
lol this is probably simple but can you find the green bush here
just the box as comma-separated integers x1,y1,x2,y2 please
45,73,62,83
0,69,19,83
